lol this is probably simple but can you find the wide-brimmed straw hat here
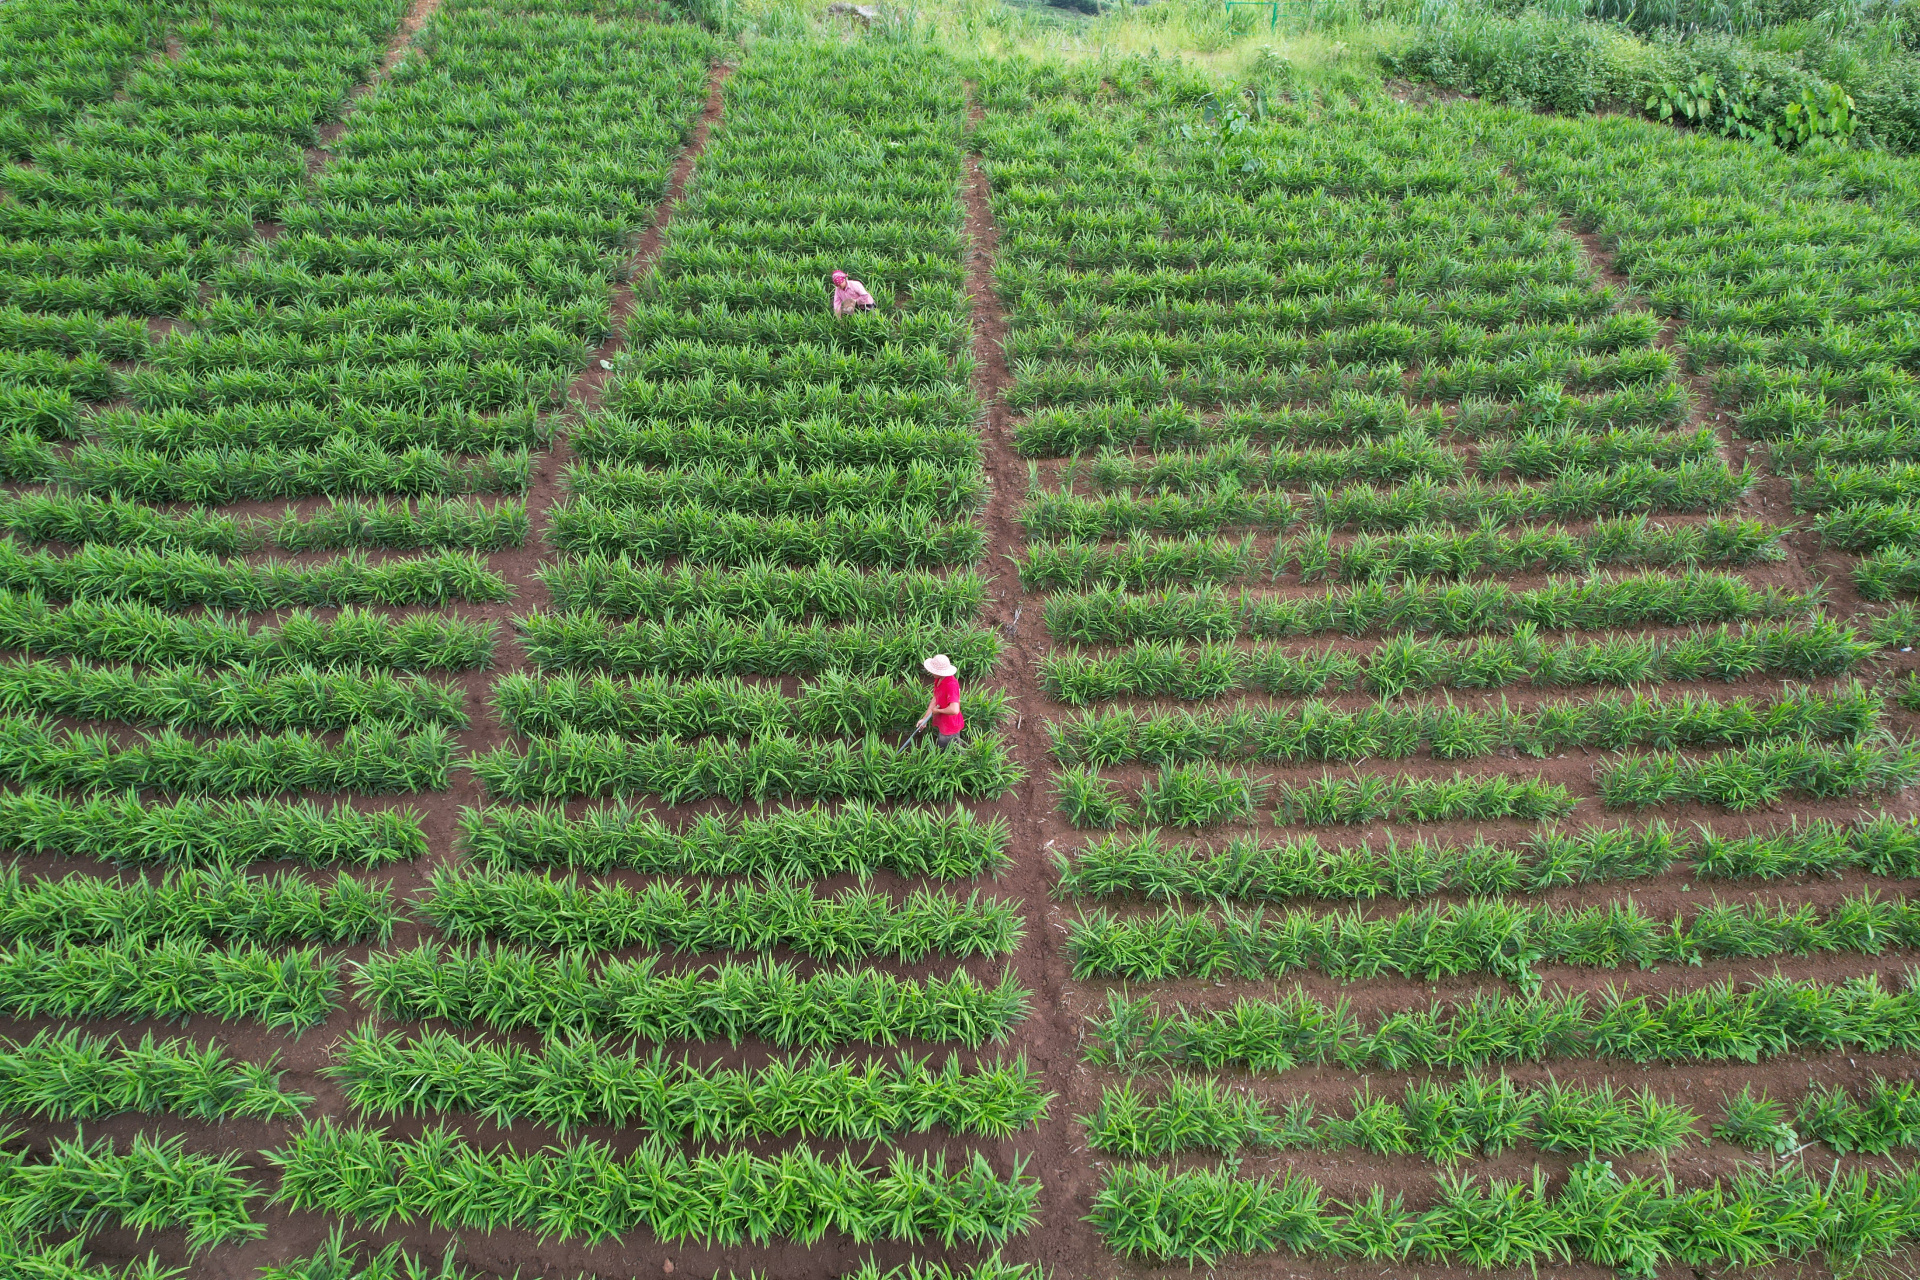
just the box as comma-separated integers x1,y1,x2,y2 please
922,654,957,677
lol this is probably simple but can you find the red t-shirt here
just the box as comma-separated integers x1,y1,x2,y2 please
931,675,963,736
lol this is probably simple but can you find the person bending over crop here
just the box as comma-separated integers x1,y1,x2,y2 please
831,270,876,315
918,654,964,749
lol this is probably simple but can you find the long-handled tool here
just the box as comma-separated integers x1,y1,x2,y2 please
900,721,927,750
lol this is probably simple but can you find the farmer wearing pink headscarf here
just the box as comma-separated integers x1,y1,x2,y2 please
831,270,876,315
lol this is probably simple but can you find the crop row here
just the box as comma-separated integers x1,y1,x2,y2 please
1093,1158,1920,1268
516,609,998,678
0,790,426,868
357,945,1027,1046
458,801,1008,880
330,1027,1047,1139
538,556,986,624
0,717,451,796
1043,570,1813,644
1018,518,1779,592
273,1120,1037,1247
1056,763,1574,830
1092,1071,1920,1162
0,593,495,671
420,868,1019,959
0,658,466,731
1066,888,1920,987
0,1028,306,1123
1011,384,1686,456
0,866,396,947
1041,618,1870,705
494,671,1008,739
1087,971,1920,1072
0,541,509,609
1087,1071,1692,1160
1022,461,1751,546
1056,815,1920,904
0,435,531,501
0,492,526,554
1049,685,1877,767
469,729,1021,803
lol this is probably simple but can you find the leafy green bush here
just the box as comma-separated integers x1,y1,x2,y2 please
1390,14,1614,112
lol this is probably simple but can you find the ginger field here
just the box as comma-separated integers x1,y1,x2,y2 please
5,1,1920,1278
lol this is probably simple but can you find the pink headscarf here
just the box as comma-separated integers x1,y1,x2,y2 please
832,270,848,285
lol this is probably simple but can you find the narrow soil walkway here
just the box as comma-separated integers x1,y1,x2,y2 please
960,98,1105,1280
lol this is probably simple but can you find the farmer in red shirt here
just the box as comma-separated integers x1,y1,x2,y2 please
918,653,964,749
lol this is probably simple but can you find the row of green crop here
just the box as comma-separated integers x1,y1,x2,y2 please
1055,739,1920,828
1048,685,1879,767
0,1022,1047,1140
0,861,1021,959
1055,762,1572,829
1041,618,1870,705
0,1125,1037,1255
1012,384,1686,456
0,434,531,499
1089,1069,1920,1162
1018,518,1780,591
0,791,1004,879
1067,888,1920,987
1044,570,1813,645
1056,815,1920,904
272,1120,1038,1246
1093,1158,1920,1269
494,670,1008,739
0,658,466,731
0,492,525,553
0,937,1034,1041
0,660,1038,738
330,1028,1046,1139
1022,461,1752,547
1087,970,1920,1072
469,729,1022,803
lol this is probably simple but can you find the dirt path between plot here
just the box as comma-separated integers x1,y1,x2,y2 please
960,98,1107,1280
